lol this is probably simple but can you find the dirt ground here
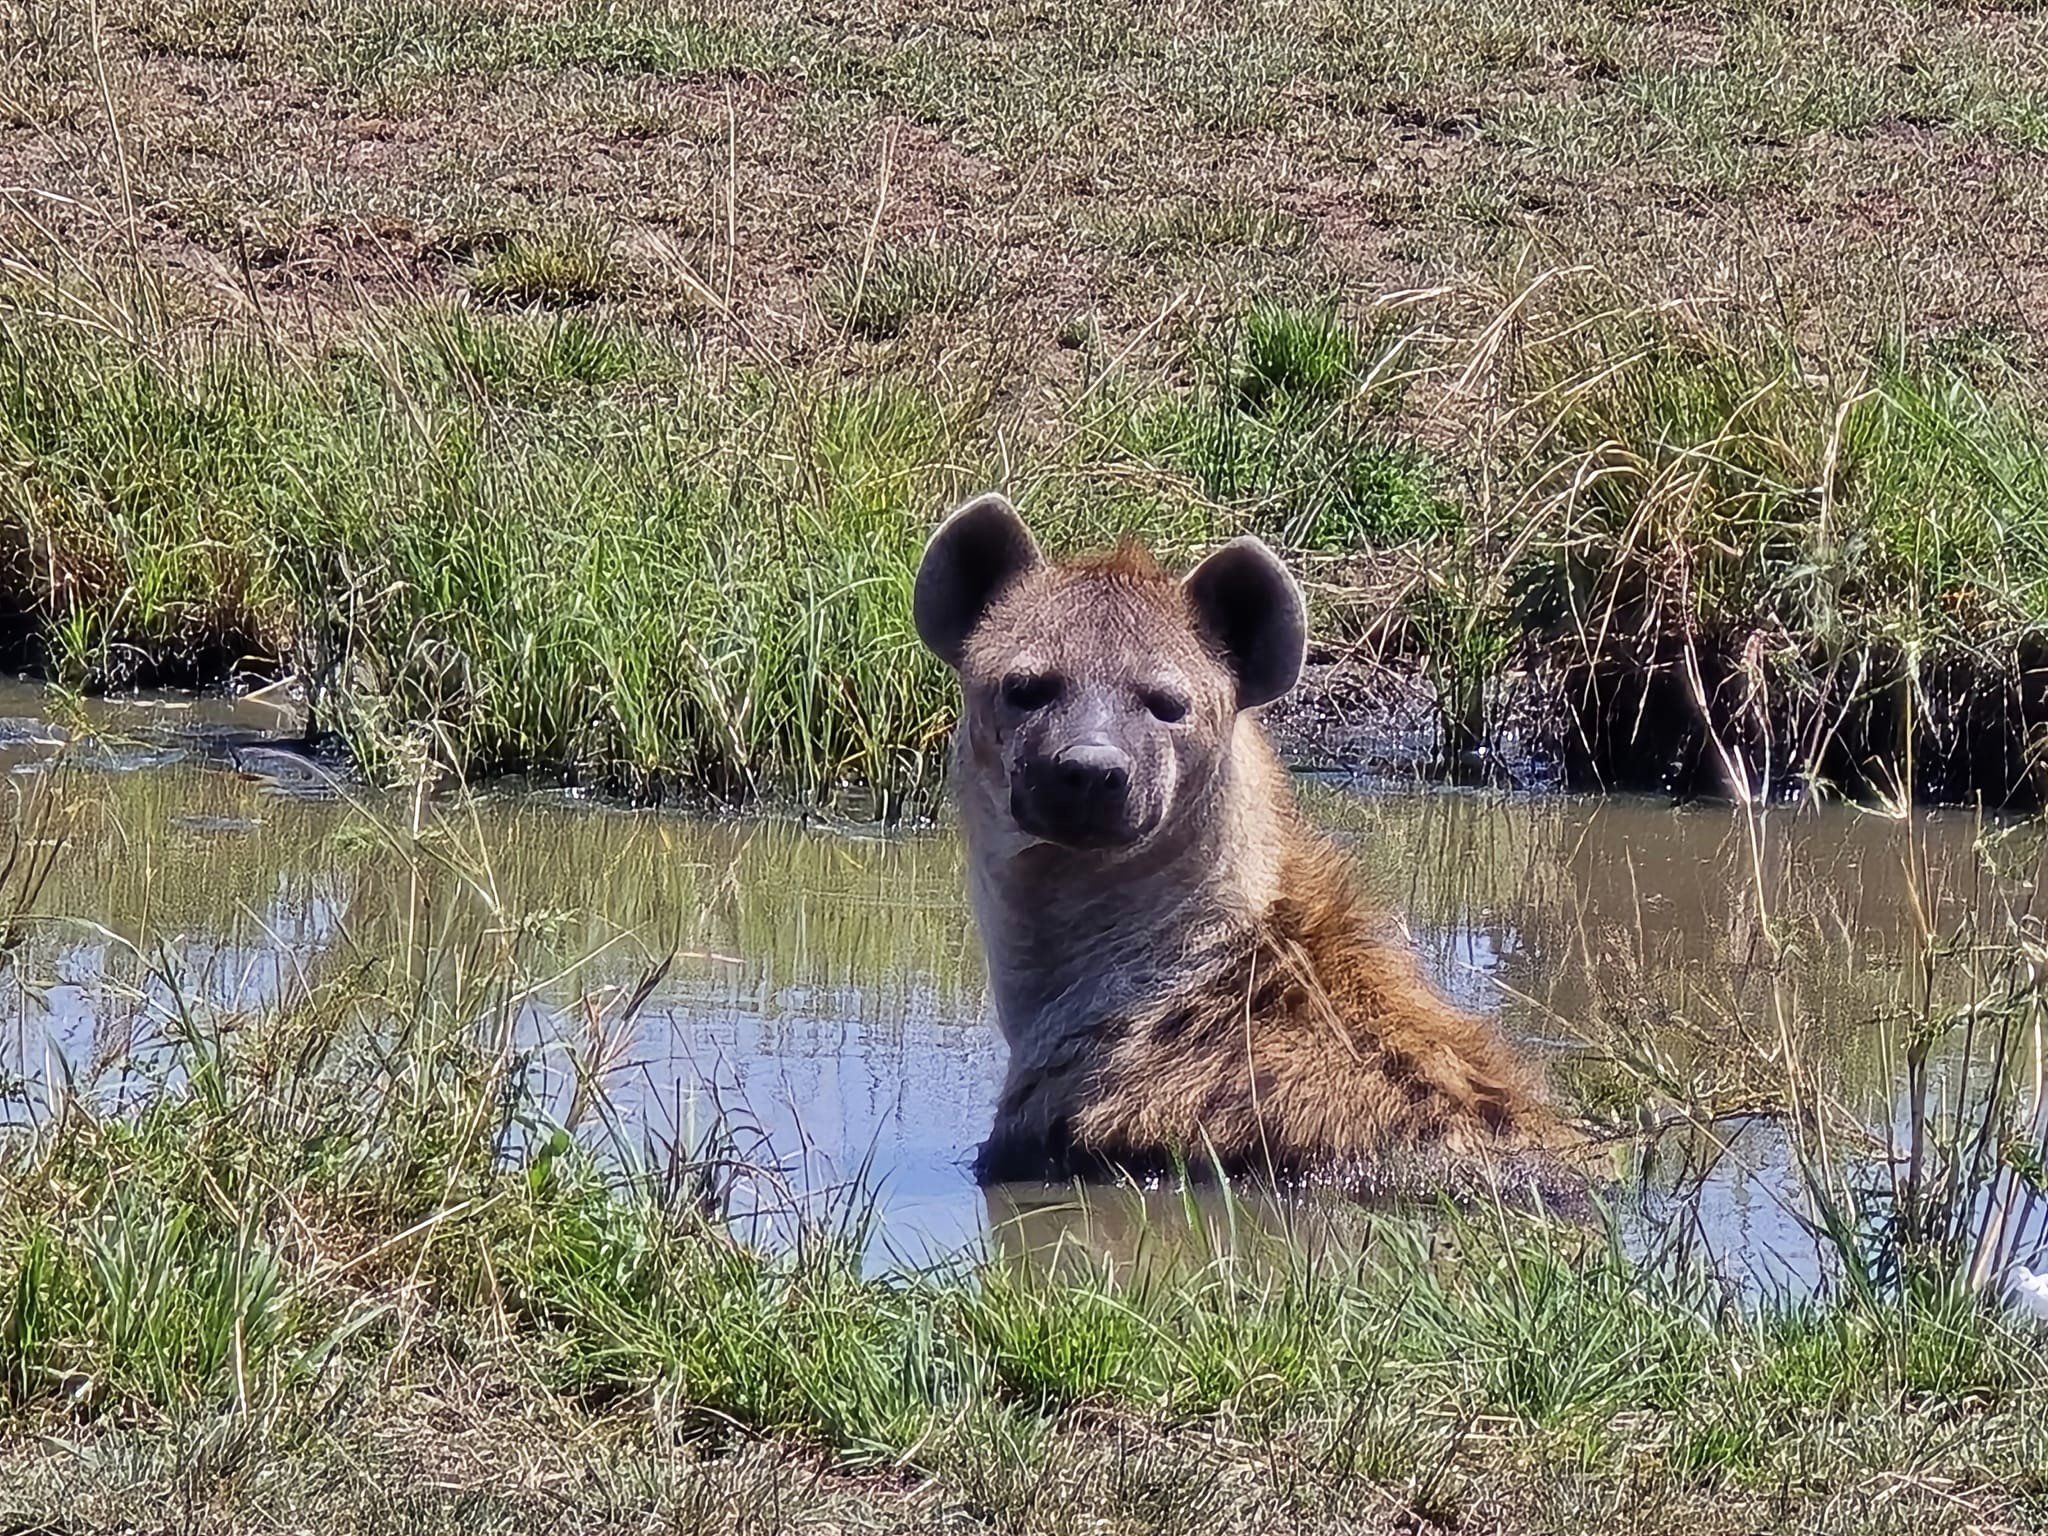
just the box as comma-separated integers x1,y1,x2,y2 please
5,0,2046,380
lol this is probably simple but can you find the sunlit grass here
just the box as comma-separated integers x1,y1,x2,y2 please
6,280,2048,804
465,227,629,309
0,306,972,802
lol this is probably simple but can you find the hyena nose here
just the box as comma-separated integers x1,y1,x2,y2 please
1013,742,1144,848
1054,743,1130,801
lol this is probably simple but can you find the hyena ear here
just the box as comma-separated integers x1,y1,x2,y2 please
1184,536,1306,710
914,492,1043,669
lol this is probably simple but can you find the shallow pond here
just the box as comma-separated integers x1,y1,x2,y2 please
2,682,2042,1291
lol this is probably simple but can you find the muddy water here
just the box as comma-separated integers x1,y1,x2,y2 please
2,683,2041,1287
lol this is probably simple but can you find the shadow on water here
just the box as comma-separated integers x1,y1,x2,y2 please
1,682,2044,1290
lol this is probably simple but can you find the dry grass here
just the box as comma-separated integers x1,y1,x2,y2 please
4,0,2044,364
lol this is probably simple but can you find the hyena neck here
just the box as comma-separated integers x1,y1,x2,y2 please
965,722,1294,1050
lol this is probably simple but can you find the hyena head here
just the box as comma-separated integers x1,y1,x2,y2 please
913,493,1305,854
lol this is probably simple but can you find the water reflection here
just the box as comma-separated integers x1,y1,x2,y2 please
982,1180,1378,1281
1,686,2041,1285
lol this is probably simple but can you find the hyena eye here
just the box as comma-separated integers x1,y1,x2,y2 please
1141,688,1190,723
1001,672,1061,711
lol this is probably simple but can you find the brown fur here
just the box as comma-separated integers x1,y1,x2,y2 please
919,501,1557,1187
978,820,1551,1181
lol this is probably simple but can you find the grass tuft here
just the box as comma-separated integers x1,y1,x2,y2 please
1235,301,1359,409
466,229,629,309
819,239,995,343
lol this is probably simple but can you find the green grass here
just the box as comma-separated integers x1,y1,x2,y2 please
1094,199,1313,259
1130,301,1458,554
4,283,2048,803
6,0,2048,803
1503,307,2048,652
309,0,804,98
0,294,1439,802
818,238,994,343
0,306,967,799
1472,286,2048,796
465,227,629,309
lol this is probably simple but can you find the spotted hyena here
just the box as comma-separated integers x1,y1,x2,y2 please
913,492,1557,1186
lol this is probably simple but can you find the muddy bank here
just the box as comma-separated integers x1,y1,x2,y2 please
1265,652,1562,792
1265,628,2048,809
24,635,2048,811
1545,635,2048,807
